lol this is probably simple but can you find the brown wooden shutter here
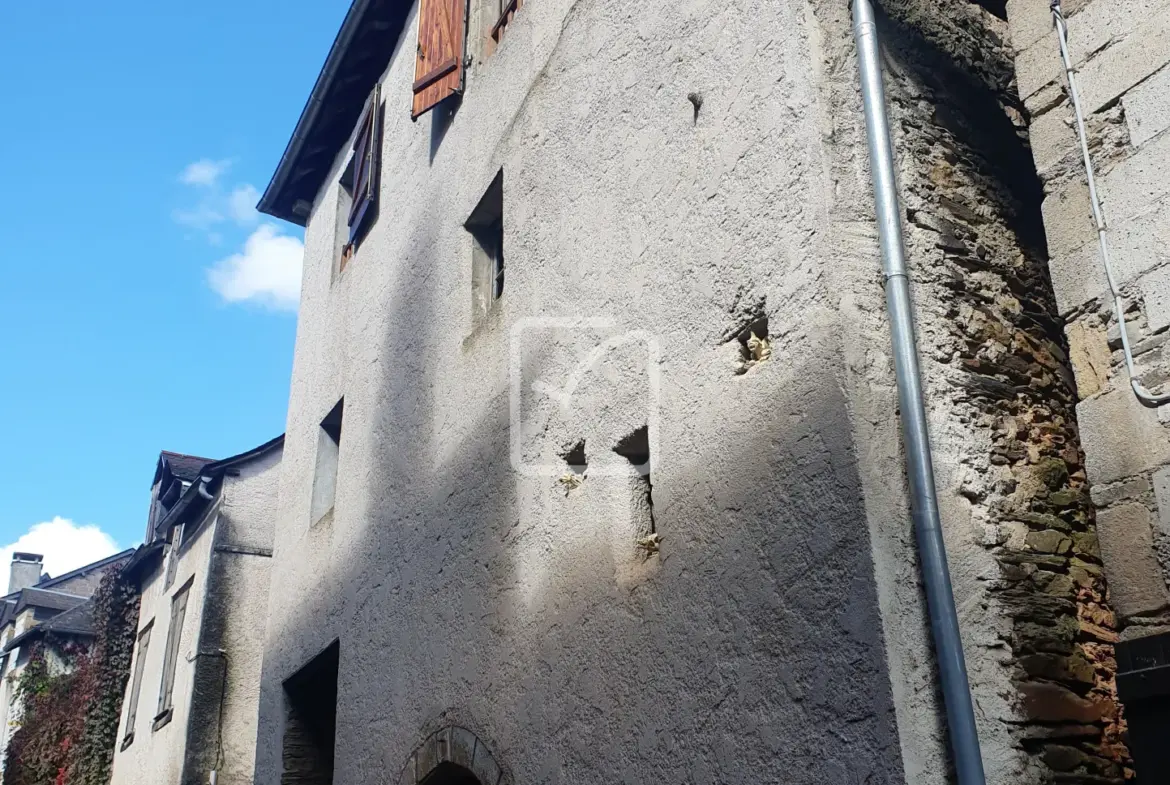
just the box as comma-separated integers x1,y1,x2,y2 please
411,0,467,119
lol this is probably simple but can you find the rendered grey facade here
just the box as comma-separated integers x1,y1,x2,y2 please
250,0,1170,782
109,439,282,785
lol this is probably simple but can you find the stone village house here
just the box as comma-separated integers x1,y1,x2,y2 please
106,439,282,785
237,0,1170,781
54,0,1169,782
0,551,134,773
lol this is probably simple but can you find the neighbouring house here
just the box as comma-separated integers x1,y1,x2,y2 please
249,0,1148,783
109,436,282,785
0,550,134,770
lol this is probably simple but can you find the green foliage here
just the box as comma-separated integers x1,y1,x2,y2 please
2,568,139,785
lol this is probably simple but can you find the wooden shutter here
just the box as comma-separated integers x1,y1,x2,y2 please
348,83,381,245
158,585,189,713
124,623,152,737
412,0,467,119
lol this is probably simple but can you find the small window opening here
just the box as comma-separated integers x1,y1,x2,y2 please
282,641,339,785
466,171,504,322
311,399,344,524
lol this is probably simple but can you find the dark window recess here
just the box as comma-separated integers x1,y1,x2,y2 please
421,763,482,785
322,399,344,446
281,641,340,785
342,84,381,266
467,171,504,320
1116,632,1170,784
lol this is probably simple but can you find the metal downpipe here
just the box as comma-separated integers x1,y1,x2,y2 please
851,1,987,783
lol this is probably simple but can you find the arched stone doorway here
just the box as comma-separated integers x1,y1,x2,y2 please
398,726,507,785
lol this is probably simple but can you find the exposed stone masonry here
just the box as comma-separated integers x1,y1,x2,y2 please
880,1,1130,780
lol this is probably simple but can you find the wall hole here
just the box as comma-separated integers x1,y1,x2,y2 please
560,439,587,475
732,315,770,374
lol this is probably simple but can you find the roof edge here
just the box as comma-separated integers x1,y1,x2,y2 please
258,0,376,225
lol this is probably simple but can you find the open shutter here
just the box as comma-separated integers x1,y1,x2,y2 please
348,83,381,245
412,0,467,119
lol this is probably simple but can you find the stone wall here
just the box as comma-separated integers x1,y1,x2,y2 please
1008,0,1170,644
874,1,1128,781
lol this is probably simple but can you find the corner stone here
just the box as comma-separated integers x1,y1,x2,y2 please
1078,388,1170,485
1096,502,1170,618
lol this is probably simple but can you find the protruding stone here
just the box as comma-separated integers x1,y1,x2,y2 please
1078,389,1170,485
1096,503,1170,618
1020,681,1109,723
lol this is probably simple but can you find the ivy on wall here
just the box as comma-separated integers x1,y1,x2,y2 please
3,568,139,785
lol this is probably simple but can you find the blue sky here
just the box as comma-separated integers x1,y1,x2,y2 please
0,0,349,581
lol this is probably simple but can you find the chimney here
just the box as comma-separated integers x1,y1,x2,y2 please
8,553,43,593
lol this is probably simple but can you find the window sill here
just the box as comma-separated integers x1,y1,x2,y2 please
151,708,173,732
120,733,134,751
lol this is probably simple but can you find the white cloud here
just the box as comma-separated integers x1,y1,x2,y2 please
207,224,304,311
173,203,225,231
179,158,231,188
227,184,261,226
0,518,120,593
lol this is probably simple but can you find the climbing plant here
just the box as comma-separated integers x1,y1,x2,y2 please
2,567,139,785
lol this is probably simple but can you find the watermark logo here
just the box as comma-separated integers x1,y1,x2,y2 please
509,317,660,477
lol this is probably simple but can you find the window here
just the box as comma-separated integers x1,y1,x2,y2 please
122,621,153,747
311,399,344,525
339,84,381,271
412,0,468,119
485,0,523,55
282,641,339,785
154,579,192,729
162,522,184,590
466,171,504,322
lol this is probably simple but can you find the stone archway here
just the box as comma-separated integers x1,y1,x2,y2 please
397,726,508,785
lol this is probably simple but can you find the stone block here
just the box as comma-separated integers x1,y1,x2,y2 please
1049,241,1108,314
1077,387,1170,484
1124,64,1170,147
1020,680,1109,722
1029,105,1079,174
1013,0,1166,100
1078,8,1170,114
1066,318,1111,398
1141,264,1170,333
1099,122,1170,225
1096,502,1170,618
1153,464,1170,535
1090,474,1150,507
1008,0,1087,54
1043,179,1097,259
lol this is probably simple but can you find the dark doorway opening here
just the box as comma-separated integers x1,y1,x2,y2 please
421,762,481,785
281,641,339,785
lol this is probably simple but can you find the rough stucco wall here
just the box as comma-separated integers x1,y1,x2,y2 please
219,447,282,553
1008,0,1170,648
183,456,279,785
110,513,216,785
255,0,912,783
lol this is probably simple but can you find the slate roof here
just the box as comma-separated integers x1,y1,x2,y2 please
3,600,96,653
159,451,214,483
14,587,87,615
